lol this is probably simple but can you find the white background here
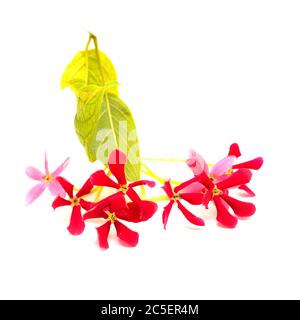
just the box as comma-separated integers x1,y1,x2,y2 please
0,0,299,299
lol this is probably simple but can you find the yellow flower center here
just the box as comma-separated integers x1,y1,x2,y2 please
225,169,234,175
212,186,223,197
107,212,117,223
208,174,214,181
43,175,52,184
70,197,80,207
172,193,181,201
119,184,129,193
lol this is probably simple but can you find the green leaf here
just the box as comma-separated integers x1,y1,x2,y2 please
61,49,119,96
75,92,141,181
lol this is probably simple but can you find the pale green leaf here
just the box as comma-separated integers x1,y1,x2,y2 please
75,92,141,181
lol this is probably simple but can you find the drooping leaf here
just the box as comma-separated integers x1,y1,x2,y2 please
75,92,141,181
61,49,119,96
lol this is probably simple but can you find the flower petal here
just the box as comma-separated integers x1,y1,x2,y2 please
214,197,238,228
238,184,256,197
162,200,174,229
52,196,71,209
233,157,264,170
79,199,96,211
108,149,127,185
197,172,215,189
120,200,158,223
177,201,205,226
45,152,49,175
48,179,66,197
216,169,252,190
96,221,111,249
174,176,201,193
162,180,174,198
221,194,256,217
90,170,119,189
210,156,235,178
128,180,156,188
67,205,85,236
56,176,74,198
177,182,205,205
83,205,107,220
228,143,241,158
76,178,93,198
110,194,128,214
25,167,44,181
26,183,46,205
114,220,139,247
186,149,209,175
51,157,70,177
126,188,142,203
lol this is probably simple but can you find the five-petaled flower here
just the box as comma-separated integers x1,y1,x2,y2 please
52,177,94,235
25,153,70,205
161,177,205,229
84,193,141,249
90,149,156,202
187,143,263,196
198,169,256,228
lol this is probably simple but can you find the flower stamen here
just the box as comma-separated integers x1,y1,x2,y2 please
212,186,223,197
107,212,117,223
43,175,52,184
119,184,129,193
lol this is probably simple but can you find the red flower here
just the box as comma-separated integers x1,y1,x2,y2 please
198,169,256,228
83,194,141,249
52,177,94,235
228,143,264,196
90,149,157,221
161,177,205,229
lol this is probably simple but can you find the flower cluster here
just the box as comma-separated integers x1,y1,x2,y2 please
26,143,263,249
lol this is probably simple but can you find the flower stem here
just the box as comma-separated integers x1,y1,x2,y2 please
142,157,186,163
145,195,169,202
141,163,181,185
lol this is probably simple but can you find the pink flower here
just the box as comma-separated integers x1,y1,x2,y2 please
25,153,70,205
187,143,263,196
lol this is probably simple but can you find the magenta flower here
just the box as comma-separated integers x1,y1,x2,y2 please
25,153,70,205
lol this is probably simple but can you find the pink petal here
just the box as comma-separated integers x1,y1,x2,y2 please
52,196,71,209
178,181,205,205
76,178,93,198
90,170,119,189
238,184,256,197
233,157,264,170
228,143,241,158
108,149,127,185
55,177,74,198
210,156,235,178
186,149,209,175
51,157,70,177
48,179,66,197
45,152,49,175
114,220,139,247
26,183,46,205
162,200,174,229
214,196,238,228
67,205,85,236
177,201,205,226
96,221,111,249
25,166,44,181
